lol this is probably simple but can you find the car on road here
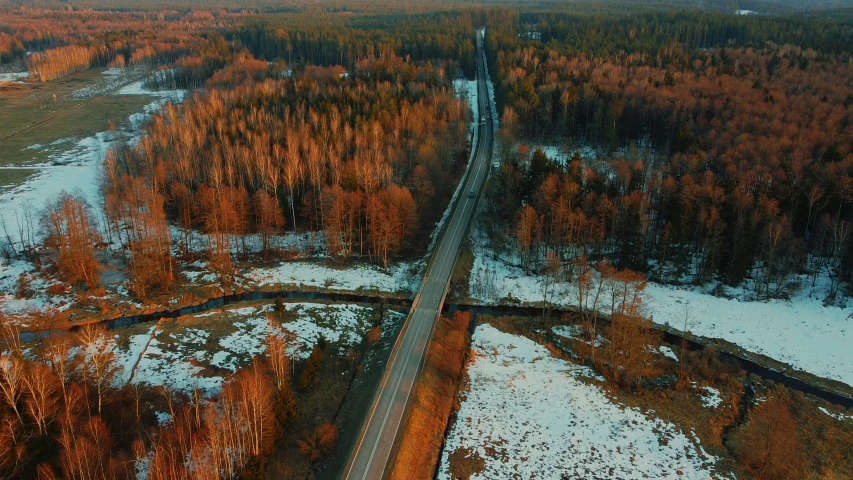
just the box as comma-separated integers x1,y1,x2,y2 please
468,189,476,198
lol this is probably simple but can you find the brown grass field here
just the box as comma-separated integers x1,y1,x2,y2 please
0,68,152,190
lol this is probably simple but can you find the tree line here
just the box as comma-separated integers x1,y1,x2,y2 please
228,11,479,78
0,7,225,82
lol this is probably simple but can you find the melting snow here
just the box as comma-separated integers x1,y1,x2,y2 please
659,345,679,362
818,407,853,422
247,261,419,294
0,258,74,315
699,386,722,409
0,72,28,82
438,325,724,479
114,326,156,385
131,335,225,394
111,302,376,396
552,324,605,348
0,84,186,249
154,411,172,426
453,78,479,136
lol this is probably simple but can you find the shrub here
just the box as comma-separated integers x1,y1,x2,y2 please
297,424,338,463
299,345,323,390
16,274,33,299
366,326,381,344
274,383,298,426
731,387,806,480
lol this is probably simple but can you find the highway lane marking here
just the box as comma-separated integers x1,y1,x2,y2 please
351,305,423,479
344,286,426,479
418,71,490,382
360,315,420,479
352,104,486,477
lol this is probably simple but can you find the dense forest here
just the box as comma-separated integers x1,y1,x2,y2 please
229,13,480,78
0,8,224,81
107,55,469,289
483,11,853,301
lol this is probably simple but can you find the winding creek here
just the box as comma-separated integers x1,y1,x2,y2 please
18,289,853,409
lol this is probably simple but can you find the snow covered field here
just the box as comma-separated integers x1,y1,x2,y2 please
111,301,387,396
246,260,421,295
468,228,853,387
438,324,724,479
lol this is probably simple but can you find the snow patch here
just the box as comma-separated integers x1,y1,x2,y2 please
439,325,724,479
818,406,853,422
0,258,74,315
0,72,28,82
132,336,225,395
552,324,605,347
699,386,722,409
0,88,187,250
116,80,185,101
246,261,419,294
111,302,376,396
659,345,679,362
114,326,156,385
101,68,126,76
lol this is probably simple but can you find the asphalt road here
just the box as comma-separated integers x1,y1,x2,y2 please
343,29,493,480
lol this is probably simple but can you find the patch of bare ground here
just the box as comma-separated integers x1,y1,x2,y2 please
446,446,485,480
0,68,152,169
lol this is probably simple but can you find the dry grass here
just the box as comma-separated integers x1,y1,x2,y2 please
386,312,471,480
447,243,474,301
0,68,152,175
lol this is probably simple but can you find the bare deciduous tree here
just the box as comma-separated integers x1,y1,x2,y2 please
76,325,118,417
41,192,103,289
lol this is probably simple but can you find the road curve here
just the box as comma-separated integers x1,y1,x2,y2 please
343,29,493,480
